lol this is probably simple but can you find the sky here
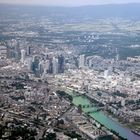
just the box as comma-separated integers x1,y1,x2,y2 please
0,0,140,6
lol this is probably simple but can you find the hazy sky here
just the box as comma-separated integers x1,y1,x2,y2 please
0,0,140,6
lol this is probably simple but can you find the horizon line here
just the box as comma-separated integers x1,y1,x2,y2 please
0,2,140,8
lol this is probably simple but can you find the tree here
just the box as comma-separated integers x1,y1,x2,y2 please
45,133,56,140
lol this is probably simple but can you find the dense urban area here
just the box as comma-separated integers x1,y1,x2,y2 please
0,4,140,140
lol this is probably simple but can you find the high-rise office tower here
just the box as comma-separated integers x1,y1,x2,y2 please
20,49,26,63
43,60,50,74
14,41,20,60
115,48,119,61
79,54,85,68
38,60,44,75
48,58,53,74
32,56,40,73
26,46,31,56
52,57,58,74
26,58,32,70
6,46,12,58
116,54,119,61
58,55,65,73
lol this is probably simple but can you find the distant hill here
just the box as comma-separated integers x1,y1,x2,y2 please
72,3,140,20
0,3,140,20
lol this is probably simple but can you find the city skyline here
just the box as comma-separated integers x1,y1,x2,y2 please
0,1,140,139
0,0,140,6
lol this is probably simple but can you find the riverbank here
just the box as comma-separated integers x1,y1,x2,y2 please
62,88,140,140
72,88,140,135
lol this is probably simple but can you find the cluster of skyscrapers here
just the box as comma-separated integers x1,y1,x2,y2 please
31,54,65,76
0,39,65,77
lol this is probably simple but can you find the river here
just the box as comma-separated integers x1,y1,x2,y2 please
67,89,140,140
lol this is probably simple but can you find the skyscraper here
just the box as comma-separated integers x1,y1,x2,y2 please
13,40,21,60
48,58,53,74
20,49,26,63
25,57,32,71
32,56,40,74
43,60,50,74
26,46,31,56
58,55,65,73
52,57,58,74
116,54,120,61
79,54,85,68
115,48,119,61
38,60,44,75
